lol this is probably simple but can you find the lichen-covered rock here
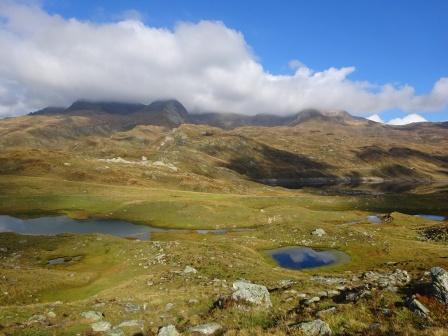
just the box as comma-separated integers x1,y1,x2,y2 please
158,325,180,336
430,267,448,305
294,319,332,336
231,281,272,307
189,322,222,335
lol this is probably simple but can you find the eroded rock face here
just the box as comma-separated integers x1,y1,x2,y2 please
430,267,448,305
294,319,332,336
189,322,222,335
231,281,272,308
158,325,180,336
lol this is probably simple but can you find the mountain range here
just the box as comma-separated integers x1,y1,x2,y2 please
0,98,447,192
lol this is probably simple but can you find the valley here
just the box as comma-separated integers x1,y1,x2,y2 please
0,100,448,335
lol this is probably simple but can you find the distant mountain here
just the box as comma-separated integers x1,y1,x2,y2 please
66,100,145,115
30,99,376,129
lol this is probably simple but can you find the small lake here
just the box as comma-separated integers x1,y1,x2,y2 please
0,215,236,240
267,246,350,270
0,215,157,239
415,214,446,221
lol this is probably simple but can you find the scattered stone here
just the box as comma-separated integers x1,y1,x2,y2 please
107,329,125,336
27,314,46,324
46,311,56,319
184,266,198,274
91,321,112,332
231,281,272,308
362,269,410,290
188,298,199,305
165,303,174,311
278,279,295,289
117,320,144,328
81,311,103,322
158,325,180,336
407,296,430,317
316,307,336,318
293,319,332,336
430,267,448,305
335,285,371,303
124,302,140,312
311,229,326,237
311,276,346,285
302,296,320,306
188,322,222,335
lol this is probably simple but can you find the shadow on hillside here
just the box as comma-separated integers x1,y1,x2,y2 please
355,146,448,165
224,143,336,185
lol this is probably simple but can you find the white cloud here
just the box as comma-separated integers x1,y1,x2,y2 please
387,113,428,125
367,114,384,123
0,2,448,117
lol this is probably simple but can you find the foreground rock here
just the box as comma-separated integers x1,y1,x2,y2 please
430,267,448,305
293,319,332,336
231,281,272,308
158,325,180,336
188,322,223,335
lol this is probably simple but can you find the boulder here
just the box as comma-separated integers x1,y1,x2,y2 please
430,267,448,305
91,321,112,332
311,229,326,237
294,319,332,336
158,325,180,336
231,281,272,307
189,322,222,335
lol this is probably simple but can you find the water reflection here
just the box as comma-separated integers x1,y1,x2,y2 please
267,246,350,270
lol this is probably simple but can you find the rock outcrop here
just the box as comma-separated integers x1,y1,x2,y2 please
231,281,272,308
430,267,448,305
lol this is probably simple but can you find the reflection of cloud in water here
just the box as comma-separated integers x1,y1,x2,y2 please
269,246,349,269
285,248,336,264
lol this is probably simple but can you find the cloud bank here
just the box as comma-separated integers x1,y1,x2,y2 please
367,113,428,125
388,113,428,125
1,2,448,117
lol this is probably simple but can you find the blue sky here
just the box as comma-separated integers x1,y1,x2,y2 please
0,0,447,121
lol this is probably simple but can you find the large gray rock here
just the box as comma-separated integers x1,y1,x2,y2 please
232,281,272,307
295,319,332,336
158,325,180,336
189,322,222,335
430,267,448,305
